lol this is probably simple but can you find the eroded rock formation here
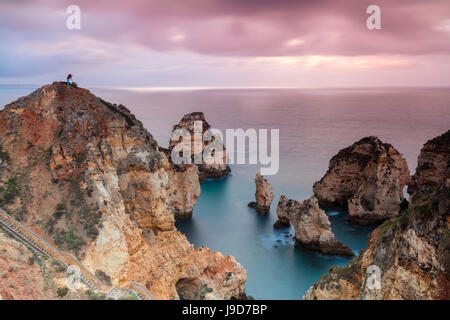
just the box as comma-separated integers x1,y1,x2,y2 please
248,173,274,215
313,136,410,225
408,130,450,198
169,112,230,182
304,131,450,300
0,82,246,300
274,196,354,256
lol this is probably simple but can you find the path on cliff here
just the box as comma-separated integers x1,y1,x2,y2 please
0,208,153,300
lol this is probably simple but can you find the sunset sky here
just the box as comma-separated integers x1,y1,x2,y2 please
1,0,450,87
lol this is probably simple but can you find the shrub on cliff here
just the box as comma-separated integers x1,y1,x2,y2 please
56,286,69,298
0,177,20,206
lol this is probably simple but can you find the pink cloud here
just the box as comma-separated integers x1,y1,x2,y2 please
1,0,450,86
2,0,450,57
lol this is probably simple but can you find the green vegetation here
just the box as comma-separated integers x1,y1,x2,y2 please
69,178,84,206
51,259,67,273
0,145,10,163
409,192,435,217
45,201,67,234
379,217,394,234
81,207,102,238
379,217,398,243
54,230,85,253
328,265,355,282
95,269,112,286
443,230,450,247
0,177,21,206
398,212,409,229
119,293,138,300
199,287,214,299
12,209,24,221
54,202,67,218
46,177,101,255
44,146,53,165
318,250,364,290
378,212,411,243
442,230,450,249
29,146,53,167
69,178,101,239
56,286,69,297
72,153,85,165
45,217,57,234
85,290,106,300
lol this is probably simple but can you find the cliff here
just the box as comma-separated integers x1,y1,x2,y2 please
408,130,450,198
313,136,410,225
304,131,450,300
0,82,246,300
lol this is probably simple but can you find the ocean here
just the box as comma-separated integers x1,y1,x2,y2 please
1,86,449,299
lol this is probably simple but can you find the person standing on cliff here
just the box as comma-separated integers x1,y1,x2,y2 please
66,74,72,86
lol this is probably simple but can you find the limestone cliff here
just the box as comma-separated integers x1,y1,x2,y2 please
0,82,246,300
304,131,450,300
248,173,274,215
0,230,55,300
274,196,354,257
408,130,450,198
169,112,230,182
313,136,410,225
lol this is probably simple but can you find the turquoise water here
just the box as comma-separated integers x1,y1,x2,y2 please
176,170,374,300
2,86,450,299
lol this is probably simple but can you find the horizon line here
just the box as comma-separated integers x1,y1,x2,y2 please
1,84,450,92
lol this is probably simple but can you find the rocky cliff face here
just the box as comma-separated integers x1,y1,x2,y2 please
274,196,354,256
313,136,410,225
408,130,450,198
248,173,274,215
0,231,55,300
169,112,230,182
304,131,450,300
0,82,246,300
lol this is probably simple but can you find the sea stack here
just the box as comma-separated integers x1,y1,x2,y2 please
304,130,450,300
169,112,230,182
313,136,410,225
248,173,274,215
275,196,354,257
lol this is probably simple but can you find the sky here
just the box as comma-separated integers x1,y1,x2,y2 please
1,0,450,87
